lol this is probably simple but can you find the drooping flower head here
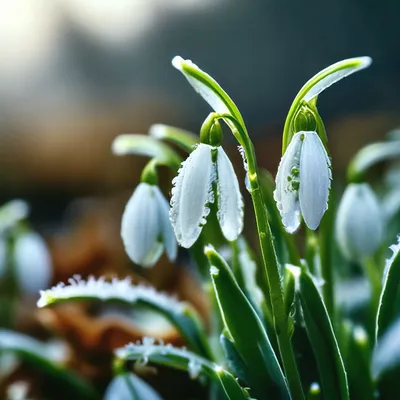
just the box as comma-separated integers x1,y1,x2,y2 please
170,142,244,248
274,131,331,233
335,183,383,260
121,182,177,267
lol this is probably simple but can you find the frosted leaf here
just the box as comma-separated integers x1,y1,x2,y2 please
104,373,163,400
153,186,177,262
170,144,215,248
274,132,302,233
335,183,383,260
299,131,331,230
13,232,52,294
383,235,400,283
303,57,372,102
116,340,215,381
0,329,68,363
188,359,202,380
216,147,244,241
121,183,163,267
172,56,230,115
37,275,184,313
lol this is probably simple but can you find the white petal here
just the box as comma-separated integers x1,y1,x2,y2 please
216,147,244,241
335,183,383,260
274,132,302,233
170,144,215,248
104,373,163,400
303,57,372,102
153,186,177,262
299,131,331,230
121,183,162,267
372,318,400,379
172,56,230,114
13,232,52,294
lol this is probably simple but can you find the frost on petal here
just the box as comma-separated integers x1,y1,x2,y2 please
274,132,303,233
303,57,372,102
170,144,215,248
104,373,163,400
299,131,332,230
216,147,244,241
335,183,383,260
153,186,177,262
121,183,162,267
172,56,230,115
13,232,52,294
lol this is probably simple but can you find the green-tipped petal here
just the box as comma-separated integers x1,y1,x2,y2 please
299,132,331,230
216,147,244,241
170,144,215,248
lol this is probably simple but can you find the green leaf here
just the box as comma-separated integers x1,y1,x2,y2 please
339,323,374,400
347,141,400,183
172,57,246,133
149,124,198,153
112,134,181,168
301,57,372,103
220,330,250,386
0,329,99,399
259,169,300,266
282,57,371,153
37,276,212,359
231,237,267,321
288,266,349,400
206,247,290,400
376,236,400,340
115,340,249,400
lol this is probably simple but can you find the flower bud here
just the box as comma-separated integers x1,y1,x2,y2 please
335,183,383,260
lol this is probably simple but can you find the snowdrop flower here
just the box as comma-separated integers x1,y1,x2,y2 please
170,143,244,248
274,131,331,233
13,232,52,295
335,183,383,260
122,183,177,267
104,373,163,400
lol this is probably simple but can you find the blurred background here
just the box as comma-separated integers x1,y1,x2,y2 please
1,0,400,208
0,0,400,398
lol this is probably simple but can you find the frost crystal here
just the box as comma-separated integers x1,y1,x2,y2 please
383,235,400,283
116,339,217,382
37,275,184,313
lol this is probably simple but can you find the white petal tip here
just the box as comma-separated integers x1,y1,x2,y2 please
358,56,373,68
111,136,126,155
172,56,184,70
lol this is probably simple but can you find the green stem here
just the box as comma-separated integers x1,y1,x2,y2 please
319,196,335,317
219,115,304,400
363,256,382,336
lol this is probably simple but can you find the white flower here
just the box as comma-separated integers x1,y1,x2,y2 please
13,232,52,295
335,183,383,260
170,143,244,248
274,131,332,233
121,183,177,267
104,373,163,400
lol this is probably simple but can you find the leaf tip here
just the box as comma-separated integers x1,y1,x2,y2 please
172,56,185,70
